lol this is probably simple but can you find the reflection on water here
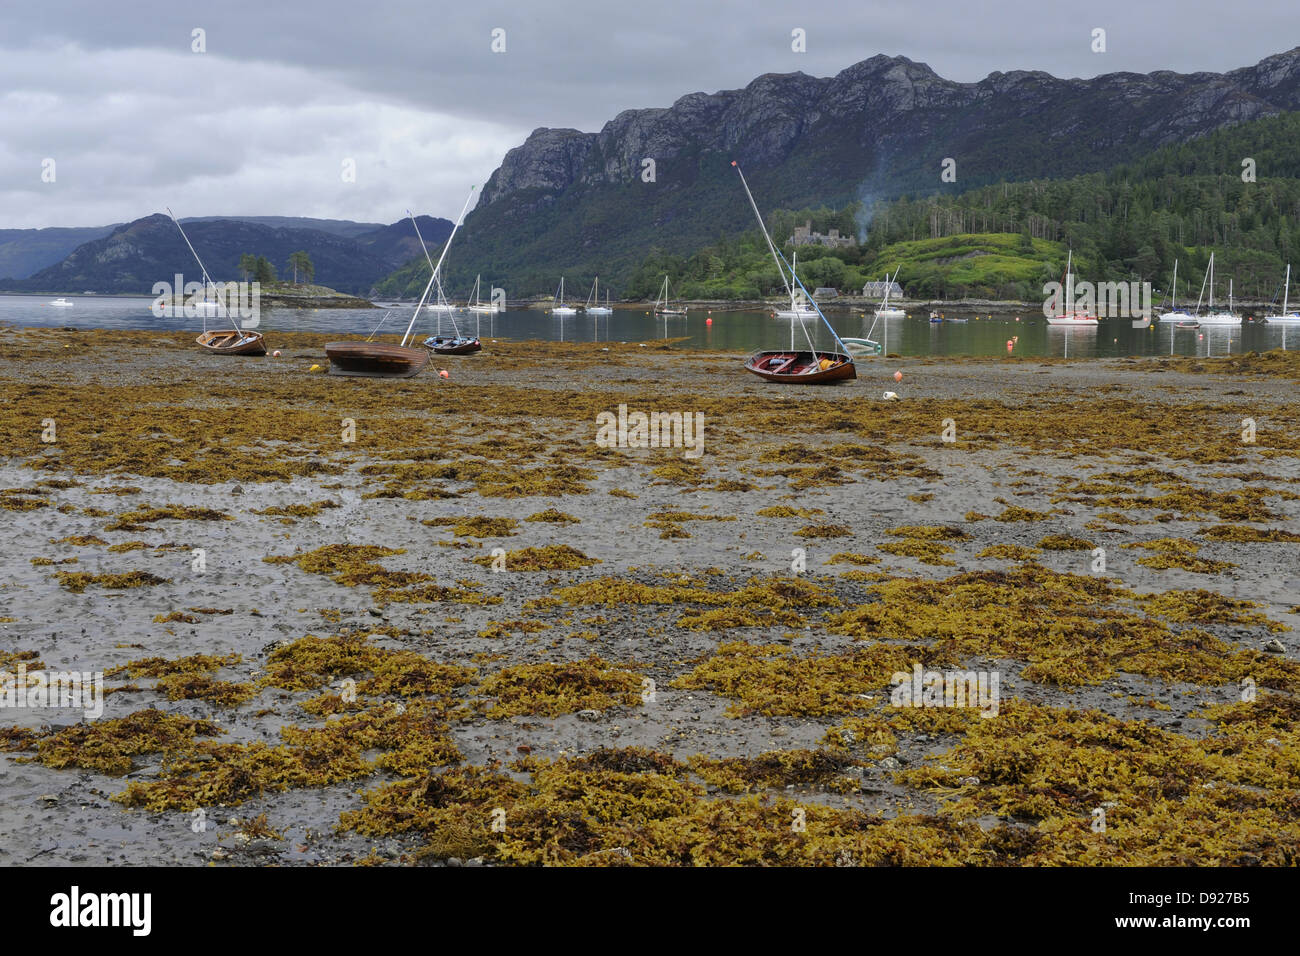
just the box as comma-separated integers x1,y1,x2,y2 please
2,294,1293,360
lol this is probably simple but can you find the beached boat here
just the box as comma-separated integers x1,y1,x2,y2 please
324,341,428,377
196,329,268,355
732,160,856,384
654,276,687,315
551,277,579,315
166,208,267,356
1045,250,1099,326
585,276,613,315
425,335,481,355
744,350,856,383
1263,264,1300,325
326,189,475,378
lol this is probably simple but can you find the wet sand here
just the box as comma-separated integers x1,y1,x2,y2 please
1,329,1297,866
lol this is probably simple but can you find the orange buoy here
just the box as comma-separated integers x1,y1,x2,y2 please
272,350,282,358
893,370,902,382
706,317,712,326
439,369,449,379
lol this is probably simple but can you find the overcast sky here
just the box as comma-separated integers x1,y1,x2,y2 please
1,0,1295,229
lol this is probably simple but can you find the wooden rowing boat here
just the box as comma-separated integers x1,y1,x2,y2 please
745,350,856,384
325,342,429,377
196,329,267,355
731,161,857,385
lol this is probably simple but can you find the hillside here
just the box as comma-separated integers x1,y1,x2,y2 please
0,214,453,296
384,47,1300,297
0,225,122,280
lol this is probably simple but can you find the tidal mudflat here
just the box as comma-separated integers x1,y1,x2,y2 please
1,329,1298,866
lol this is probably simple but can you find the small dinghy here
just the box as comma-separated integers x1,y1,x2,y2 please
424,334,481,355
197,329,268,355
49,298,73,308
1175,321,1201,330
732,161,857,385
745,350,856,384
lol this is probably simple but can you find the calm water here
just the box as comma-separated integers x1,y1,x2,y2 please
3,294,1294,359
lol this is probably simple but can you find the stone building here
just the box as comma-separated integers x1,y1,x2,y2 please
790,220,857,249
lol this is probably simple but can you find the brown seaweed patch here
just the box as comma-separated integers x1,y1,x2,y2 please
477,656,642,718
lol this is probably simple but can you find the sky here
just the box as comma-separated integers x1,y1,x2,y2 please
1,0,1296,229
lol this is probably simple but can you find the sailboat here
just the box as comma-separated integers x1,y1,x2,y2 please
653,276,687,315
1263,264,1300,325
409,215,481,355
466,275,500,314
732,161,854,384
1198,253,1242,326
325,188,475,376
167,208,267,355
1044,250,1099,326
1158,259,1195,323
585,276,613,315
874,267,906,319
551,277,579,315
773,252,817,319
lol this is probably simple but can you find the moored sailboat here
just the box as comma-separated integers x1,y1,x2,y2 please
653,275,687,315
1263,263,1300,325
551,277,579,315
773,252,818,319
585,276,613,315
1044,250,1099,327
1197,253,1242,326
874,268,906,319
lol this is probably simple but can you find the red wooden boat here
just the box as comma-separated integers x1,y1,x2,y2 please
731,161,857,386
745,350,856,384
325,342,429,378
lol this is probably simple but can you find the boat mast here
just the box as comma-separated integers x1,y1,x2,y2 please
402,187,475,347
1208,253,1215,311
730,161,795,306
165,207,237,334
1285,263,1291,316
1171,259,1178,312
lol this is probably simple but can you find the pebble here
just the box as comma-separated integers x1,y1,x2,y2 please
879,757,901,770
961,776,980,787
1264,639,1286,654
576,709,602,721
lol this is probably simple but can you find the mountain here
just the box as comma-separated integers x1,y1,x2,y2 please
394,47,1300,297
0,214,454,296
0,225,123,279
180,216,386,238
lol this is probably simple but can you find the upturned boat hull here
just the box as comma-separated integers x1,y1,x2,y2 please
196,330,267,355
325,342,429,378
745,350,856,384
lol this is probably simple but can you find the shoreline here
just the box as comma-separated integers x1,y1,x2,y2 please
1,330,1297,866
